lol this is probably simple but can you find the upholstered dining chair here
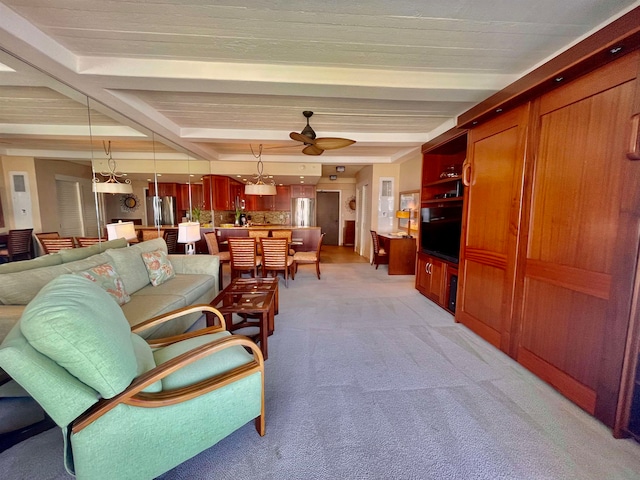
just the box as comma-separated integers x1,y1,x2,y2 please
370,230,388,269
293,233,325,279
271,229,296,255
228,237,262,279
248,230,269,255
0,274,265,480
260,237,295,286
0,228,34,262
39,237,76,254
204,231,231,290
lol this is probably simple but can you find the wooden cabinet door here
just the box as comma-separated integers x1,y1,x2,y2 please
416,254,445,304
515,52,640,428
457,104,529,352
274,185,291,210
212,176,231,210
230,181,243,210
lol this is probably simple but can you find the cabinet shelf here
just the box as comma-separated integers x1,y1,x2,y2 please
424,176,462,187
422,197,463,205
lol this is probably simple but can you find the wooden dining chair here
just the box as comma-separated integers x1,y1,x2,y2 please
228,237,262,280
271,230,296,255
293,233,325,279
75,237,102,248
248,230,270,255
40,237,76,254
260,237,295,287
370,230,388,269
163,229,179,254
204,231,231,290
0,228,34,262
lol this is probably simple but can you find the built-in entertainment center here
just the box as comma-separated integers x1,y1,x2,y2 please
415,131,467,313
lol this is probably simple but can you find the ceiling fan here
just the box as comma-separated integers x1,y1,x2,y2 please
289,111,355,155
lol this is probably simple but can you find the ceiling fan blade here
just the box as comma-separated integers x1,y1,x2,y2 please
302,144,324,156
314,137,356,150
289,132,316,145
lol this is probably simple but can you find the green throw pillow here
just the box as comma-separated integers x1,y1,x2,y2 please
141,249,175,286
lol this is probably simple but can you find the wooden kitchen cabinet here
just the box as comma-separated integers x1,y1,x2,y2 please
274,185,291,210
290,185,315,198
147,182,178,198
178,184,203,212
202,175,233,211
416,253,446,305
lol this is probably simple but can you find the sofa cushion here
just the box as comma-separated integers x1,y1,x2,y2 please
19,274,139,399
78,263,131,306
0,253,62,274
0,263,71,305
134,274,215,306
121,293,187,336
105,238,167,294
130,334,162,393
62,252,112,274
141,249,175,286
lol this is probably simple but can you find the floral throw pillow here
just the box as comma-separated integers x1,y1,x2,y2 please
78,263,130,306
141,249,175,286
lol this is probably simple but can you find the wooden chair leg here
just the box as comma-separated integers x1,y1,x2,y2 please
316,261,321,279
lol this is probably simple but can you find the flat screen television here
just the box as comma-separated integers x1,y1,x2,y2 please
420,205,463,263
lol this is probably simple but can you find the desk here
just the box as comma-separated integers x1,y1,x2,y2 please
377,234,417,275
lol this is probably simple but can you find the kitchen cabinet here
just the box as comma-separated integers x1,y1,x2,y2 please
202,175,234,211
147,182,178,198
178,184,203,213
416,254,445,304
274,185,291,210
245,185,290,211
291,185,315,198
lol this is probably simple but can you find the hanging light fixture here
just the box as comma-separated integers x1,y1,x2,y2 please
92,141,133,194
245,144,276,195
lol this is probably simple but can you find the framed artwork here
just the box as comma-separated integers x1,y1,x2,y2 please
398,190,419,232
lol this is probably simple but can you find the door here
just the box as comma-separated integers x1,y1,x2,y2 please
317,191,340,245
515,52,640,427
457,104,529,352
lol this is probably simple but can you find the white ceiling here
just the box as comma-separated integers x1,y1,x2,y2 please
0,0,638,184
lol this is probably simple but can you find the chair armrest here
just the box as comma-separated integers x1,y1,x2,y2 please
131,304,226,336
72,335,264,434
168,254,219,275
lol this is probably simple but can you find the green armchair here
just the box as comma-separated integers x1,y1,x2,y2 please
0,274,264,479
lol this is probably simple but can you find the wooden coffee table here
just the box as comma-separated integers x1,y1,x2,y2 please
209,277,279,359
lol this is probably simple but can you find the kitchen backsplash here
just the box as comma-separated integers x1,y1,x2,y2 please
212,210,291,227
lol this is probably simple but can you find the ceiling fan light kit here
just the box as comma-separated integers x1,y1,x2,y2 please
289,111,356,156
245,144,277,195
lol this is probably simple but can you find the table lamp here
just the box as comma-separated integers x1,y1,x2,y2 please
396,210,412,237
178,222,201,255
106,221,137,244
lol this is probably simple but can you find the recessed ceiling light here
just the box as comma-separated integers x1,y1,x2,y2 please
189,174,194,177
300,176,304,179
300,181,304,184
157,174,162,177
236,175,241,177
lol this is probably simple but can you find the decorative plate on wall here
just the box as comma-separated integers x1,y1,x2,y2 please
346,195,356,212
120,193,140,212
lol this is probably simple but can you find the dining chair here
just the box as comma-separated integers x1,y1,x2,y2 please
40,237,76,254
74,237,102,248
293,233,325,279
163,229,179,254
271,230,296,255
260,237,295,287
370,230,388,269
248,230,270,255
204,231,231,290
228,237,262,280
0,229,34,262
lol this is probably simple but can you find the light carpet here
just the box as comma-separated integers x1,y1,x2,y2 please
2,263,640,479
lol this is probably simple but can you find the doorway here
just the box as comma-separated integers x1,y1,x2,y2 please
316,191,340,245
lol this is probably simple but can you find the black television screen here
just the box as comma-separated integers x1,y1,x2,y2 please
420,206,462,263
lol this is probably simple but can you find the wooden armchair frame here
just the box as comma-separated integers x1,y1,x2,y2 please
74,304,265,436
370,231,388,269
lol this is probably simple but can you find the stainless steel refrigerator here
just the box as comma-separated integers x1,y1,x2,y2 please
291,197,316,227
146,196,177,226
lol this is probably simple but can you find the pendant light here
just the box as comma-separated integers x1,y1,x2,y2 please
245,144,276,195
92,141,133,194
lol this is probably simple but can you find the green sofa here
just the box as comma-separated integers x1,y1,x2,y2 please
0,237,220,341
0,274,264,479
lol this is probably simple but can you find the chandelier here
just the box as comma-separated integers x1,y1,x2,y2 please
245,144,277,196
92,141,133,194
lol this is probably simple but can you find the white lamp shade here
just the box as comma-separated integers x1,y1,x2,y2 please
245,183,277,196
93,182,133,194
178,222,201,243
106,221,137,241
